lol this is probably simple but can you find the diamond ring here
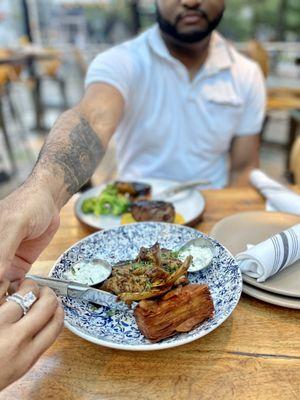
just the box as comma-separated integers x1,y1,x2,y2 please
6,291,37,315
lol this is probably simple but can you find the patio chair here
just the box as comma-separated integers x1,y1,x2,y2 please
245,40,269,78
38,52,68,111
244,40,270,143
28,50,68,133
0,50,19,177
288,110,300,184
0,49,35,178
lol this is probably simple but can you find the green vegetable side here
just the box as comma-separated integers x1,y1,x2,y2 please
81,184,131,216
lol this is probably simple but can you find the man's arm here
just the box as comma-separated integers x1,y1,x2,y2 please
0,83,125,392
30,82,125,208
229,134,260,187
0,83,124,282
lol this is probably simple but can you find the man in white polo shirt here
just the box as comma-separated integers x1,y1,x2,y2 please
85,0,266,188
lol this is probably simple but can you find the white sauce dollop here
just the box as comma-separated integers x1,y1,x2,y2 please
64,261,110,285
179,245,213,272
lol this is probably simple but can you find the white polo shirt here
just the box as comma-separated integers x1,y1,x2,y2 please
85,25,266,188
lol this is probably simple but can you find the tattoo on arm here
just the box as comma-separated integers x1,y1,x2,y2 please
36,113,105,195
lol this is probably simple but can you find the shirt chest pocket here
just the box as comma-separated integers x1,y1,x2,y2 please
195,81,244,146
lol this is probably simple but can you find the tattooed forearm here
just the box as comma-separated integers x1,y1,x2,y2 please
35,110,105,196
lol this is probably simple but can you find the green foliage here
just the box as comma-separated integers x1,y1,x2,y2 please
81,0,300,41
219,0,300,40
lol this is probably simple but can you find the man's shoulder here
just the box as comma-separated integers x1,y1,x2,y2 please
231,46,260,73
222,37,262,78
211,33,265,102
96,27,152,61
212,32,262,80
86,28,155,89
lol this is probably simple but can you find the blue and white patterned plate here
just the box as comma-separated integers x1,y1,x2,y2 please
50,222,242,351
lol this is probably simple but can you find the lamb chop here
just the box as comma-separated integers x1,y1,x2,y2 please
100,243,191,302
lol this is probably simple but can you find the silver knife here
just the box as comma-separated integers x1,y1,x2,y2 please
26,274,131,310
154,180,211,199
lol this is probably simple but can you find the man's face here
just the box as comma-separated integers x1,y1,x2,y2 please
156,0,225,44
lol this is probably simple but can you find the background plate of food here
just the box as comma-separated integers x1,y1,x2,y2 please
50,222,242,351
75,178,206,230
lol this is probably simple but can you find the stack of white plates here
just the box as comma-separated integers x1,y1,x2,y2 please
210,211,300,309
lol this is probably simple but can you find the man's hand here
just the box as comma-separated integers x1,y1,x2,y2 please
0,185,60,282
0,279,64,391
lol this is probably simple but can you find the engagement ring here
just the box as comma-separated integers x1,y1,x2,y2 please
6,291,37,315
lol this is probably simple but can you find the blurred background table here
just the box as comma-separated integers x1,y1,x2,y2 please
267,87,300,111
1,187,299,400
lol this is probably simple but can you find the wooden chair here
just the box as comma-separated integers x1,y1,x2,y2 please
0,50,19,176
24,48,68,131
0,49,35,177
288,110,300,183
245,40,270,78
245,41,300,181
38,50,68,111
290,136,300,185
244,40,270,142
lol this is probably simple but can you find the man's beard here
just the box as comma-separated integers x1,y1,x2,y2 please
156,6,224,44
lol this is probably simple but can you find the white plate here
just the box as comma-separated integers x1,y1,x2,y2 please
210,211,300,301
75,178,205,229
51,223,242,351
243,282,300,309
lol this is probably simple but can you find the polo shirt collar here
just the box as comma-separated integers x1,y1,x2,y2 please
205,31,233,75
147,24,233,76
147,25,175,63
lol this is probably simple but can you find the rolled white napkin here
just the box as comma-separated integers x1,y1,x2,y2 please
250,169,300,215
237,223,300,282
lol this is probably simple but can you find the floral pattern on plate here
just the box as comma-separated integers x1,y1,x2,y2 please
50,222,242,351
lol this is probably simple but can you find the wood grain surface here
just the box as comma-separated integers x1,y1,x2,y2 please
1,188,300,400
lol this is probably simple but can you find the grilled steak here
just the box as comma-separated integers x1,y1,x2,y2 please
134,284,214,342
131,200,175,223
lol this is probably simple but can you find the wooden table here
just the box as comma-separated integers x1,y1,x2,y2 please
0,55,27,66
267,96,300,111
1,188,300,400
0,51,58,65
267,88,300,112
